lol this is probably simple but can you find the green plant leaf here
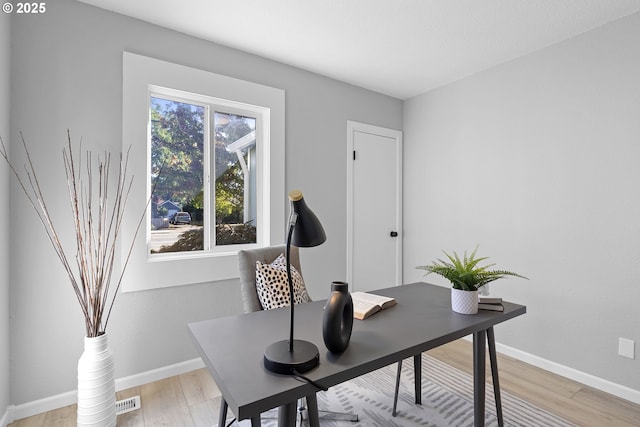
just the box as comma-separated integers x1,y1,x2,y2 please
416,245,528,291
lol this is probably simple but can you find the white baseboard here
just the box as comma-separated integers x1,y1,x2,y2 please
6,342,640,424
7,357,205,424
114,357,205,391
459,335,640,405
494,342,640,405
1,407,10,427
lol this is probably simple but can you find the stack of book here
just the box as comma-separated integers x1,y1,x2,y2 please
478,296,504,312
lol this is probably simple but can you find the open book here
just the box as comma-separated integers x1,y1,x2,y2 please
351,291,397,320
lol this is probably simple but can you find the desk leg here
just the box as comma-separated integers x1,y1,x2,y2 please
487,327,503,427
473,330,486,427
218,397,261,427
305,394,320,427
414,353,422,405
250,414,261,426
277,402,297,427
392,359,402,416
218,398,228,427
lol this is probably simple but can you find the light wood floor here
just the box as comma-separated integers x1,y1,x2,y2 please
9,339,640,426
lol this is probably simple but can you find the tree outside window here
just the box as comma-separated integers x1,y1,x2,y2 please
149,96,257,254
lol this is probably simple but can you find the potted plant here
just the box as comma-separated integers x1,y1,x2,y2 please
417,246,527,314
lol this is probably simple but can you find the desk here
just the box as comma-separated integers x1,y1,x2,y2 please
188,282,526,427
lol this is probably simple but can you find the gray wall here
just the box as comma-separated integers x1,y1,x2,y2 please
1,6,10,423
403,12,640,391
9,0,402,405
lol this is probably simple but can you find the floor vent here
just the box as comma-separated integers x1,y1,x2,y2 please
116,395,141,415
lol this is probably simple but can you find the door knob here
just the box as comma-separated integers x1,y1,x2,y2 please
390,231,398,237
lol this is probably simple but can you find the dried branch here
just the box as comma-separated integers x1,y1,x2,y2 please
0,131,148,337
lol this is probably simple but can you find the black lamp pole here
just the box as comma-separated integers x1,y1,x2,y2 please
285,211,298,353
264,190,326,374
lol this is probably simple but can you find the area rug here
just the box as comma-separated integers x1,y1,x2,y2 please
227,354,577,426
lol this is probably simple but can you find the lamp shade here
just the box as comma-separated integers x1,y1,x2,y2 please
289,190,326,247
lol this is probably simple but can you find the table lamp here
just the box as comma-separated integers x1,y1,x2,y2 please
264,190,326,374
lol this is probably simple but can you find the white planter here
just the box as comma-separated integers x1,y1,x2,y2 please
77,334,117,427
451,288,479,314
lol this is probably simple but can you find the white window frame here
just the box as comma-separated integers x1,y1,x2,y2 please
148,87,265,256
122,52,285,292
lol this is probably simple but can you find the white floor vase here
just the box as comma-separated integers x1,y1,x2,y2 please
77,333,117,427
451,288,479,314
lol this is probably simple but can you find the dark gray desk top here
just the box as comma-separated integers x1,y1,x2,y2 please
188,282,526,421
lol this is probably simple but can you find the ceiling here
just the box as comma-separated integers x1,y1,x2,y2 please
77,0,640,100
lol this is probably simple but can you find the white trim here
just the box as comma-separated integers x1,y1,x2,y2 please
495,342,640,405
6,358,205,423
461,335,640,405
122,51,285,291
5,344,640,424
9,390,77,423
346,120,403,289
115,357,205,391
1,407,10,427
147,88,266,256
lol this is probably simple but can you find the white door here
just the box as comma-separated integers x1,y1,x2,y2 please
347,121,402,292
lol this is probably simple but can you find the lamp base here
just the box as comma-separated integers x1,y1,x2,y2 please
264,340,320,374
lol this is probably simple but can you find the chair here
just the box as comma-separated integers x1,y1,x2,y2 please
238,245,300,313
231,245,358,425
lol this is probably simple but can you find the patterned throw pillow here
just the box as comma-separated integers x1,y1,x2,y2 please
256,254,310,310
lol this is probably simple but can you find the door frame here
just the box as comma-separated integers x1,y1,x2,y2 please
346,120,403,289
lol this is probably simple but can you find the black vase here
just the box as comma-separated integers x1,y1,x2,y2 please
322,281,354,353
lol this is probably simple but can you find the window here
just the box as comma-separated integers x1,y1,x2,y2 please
122,52,285,291
212,111,258,246
148,92,262,256
149,95,206,254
